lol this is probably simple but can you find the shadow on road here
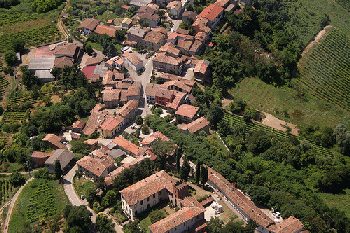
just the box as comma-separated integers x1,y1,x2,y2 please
62,178,71,185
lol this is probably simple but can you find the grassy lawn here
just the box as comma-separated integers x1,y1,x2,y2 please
318,189,350,219
138,201,169,233
229,77,350,129
73,176,95,198
90,42,104,52
8,178,69,233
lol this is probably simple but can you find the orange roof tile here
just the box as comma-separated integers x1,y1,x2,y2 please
95,25,118,37
101,117,124,131
175,104,199,119
113,136,140,155
198,4,224,21
43,134,65,149
149,207,205,233
267,216,304,233
77,156,107,178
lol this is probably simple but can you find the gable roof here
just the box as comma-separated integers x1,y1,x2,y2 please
145,83,162,97
159,42,181,57
54,56,73,68
73,120,86,129
117,99,139,117
78,18,100,31
77,156,108,178
267,216,304,233
181,116,210,133
144,31,166,45
95,25,118,37
123,52,142,66
120,170,177,206
149,207,205,233
141,131,170,146
101,117,124,131
175,104,199,119
43,134,65,149
194,59,210,74
54,43,79,57
31,151,52,159
198,3,224,21
45,149,74,169
28,56,55,70
113,136,140,155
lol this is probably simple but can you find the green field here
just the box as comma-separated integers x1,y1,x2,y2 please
298,28,350,114
229,77,350,129
73,176,94,198
8,178,69,233
319,189,350,219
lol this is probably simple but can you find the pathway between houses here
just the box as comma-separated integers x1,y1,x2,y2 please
3,177,34,233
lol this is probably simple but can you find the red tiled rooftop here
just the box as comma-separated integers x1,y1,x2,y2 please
113,136,140,155
77,156,107,178
101,117,123,131
175,104,199,119
198,4,224,21
82,65,96,80
95,25,118,37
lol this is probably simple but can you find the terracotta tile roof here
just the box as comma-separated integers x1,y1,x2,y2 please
181,196,203,208
84,139,98,146
43,134,65,149
215,0,230,7
107,19,114,24
83,110,111,135
101,117,124,131
31,151,52,159
194,59,210,74
159,42,180,57
99,154,115,169
167,32,186,41
95,25,118,37
167,1,182,10
105,166,126,186
181,116,209,133
207,167,274,228
190,40,204,53
177,39,193,51
176,28,189,35
125,82,141,98
54,56,73,68
195,32,208,41
162,80,192,93
153,52,182,66
91,103,105,113
141,131,170,146
86,57,103,66
145,83,162,97
120,170,176,206
156,73,196,87
54,43,79,57
78,18,100,31
198,4,224,21
144,31,166,45
114,70,124,80
182,11,197,20
123,52,142,66
77,156,108,178
155,87,174,100
122,5,130,10
117,99,139,117
113,136,140,155
166,91,186,110
73,120,86,130
149,207,205,233
102,89,121,102
267,216,304,233
175,104,199,119
122,17,133,25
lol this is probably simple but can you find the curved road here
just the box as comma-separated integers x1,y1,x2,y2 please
4,177,34,233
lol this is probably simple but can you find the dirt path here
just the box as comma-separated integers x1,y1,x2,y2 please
3,177,34,233
301,25,332,58
57,0,70,40
259,111,299,136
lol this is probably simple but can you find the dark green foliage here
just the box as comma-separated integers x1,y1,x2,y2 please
334,124,350,155
34,168,50,179
195,161,201,184
84,42,93,55
86,187,97,206
115,29,127,41
12,38,25,53
208,217,254,233
10,172,25,186
149,209,167,224
180,157,190,181
135,115,143,125
152,140,175,170
21,66,40,90
31,0,63,13
54,160,62,180
96,213,116,233
64,205,92,232
112,158,154,194
87,34,119,58
101,190,117,208
0,0,20,9
4,50,17,66
123,220,145,233
200,166,208,185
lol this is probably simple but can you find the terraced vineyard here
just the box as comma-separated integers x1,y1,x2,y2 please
0,76,9,96
298,28,350,112
2,94,34,124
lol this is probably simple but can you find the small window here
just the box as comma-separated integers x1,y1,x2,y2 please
153,194,155,198
140,200,143,205
147,197,149,202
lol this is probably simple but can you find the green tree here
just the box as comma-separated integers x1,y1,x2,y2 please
4,50,17,66
65,206,92,232
10,172,25,187
135,115,143,125
149,209,167,223
12,38,25,53
96,213,116,233
86,187,97,205
101,190,117,208
180,157,190,181
54,160,62,181
195,161,201,184
200,166,208,185
115,29,127,41
85,42,93,55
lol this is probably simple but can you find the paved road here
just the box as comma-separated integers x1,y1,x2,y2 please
4,177,34,233
63,165,87,206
